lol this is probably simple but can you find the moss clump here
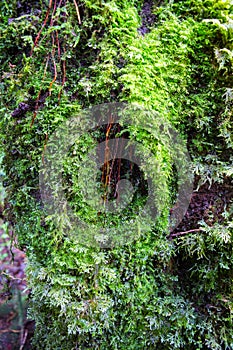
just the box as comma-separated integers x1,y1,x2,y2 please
0,0,232,349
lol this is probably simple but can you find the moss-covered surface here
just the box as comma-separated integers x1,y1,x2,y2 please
0,0,232,349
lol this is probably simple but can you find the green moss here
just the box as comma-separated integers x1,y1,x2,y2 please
0,0,232,349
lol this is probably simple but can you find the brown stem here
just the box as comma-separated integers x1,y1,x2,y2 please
20,329,28,350
50,0,57,26
168,228,204,239
73,0,81,24
49,32,58,95
0,329,21,334
30,0,53,56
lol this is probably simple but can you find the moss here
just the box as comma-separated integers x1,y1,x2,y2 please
0,0,232,349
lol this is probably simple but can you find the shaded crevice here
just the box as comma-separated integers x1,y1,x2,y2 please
170,176,233,235
138,0,160,35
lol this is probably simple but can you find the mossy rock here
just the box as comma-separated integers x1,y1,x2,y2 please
0,0,232,349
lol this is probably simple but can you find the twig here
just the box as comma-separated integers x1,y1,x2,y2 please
30,0,53,55
1,272,26,285
48,28,58,95
6,312,17,323
20,329,28,350
169,228,204,239
0,329,20,334
50,0,57,26
73,0,81,24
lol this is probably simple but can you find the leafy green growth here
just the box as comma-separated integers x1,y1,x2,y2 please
0,0,232,349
